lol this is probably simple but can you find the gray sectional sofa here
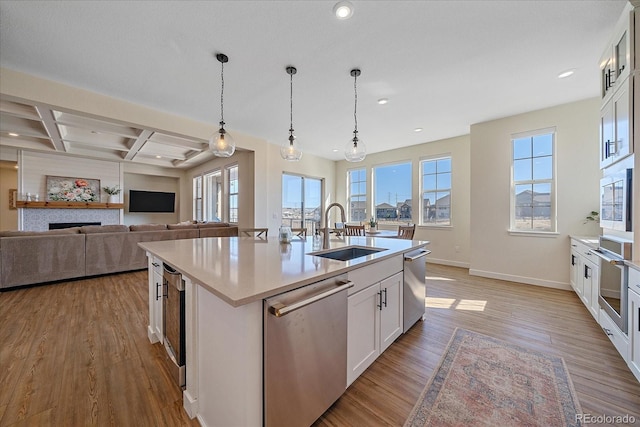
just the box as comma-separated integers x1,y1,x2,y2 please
0,222,238,289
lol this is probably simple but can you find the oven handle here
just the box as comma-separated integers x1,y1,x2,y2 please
588,249,625,265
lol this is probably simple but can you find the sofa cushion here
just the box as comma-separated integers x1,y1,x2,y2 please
197,222,231,229
167,223,197,230
0,227,81,237
81,225,129,234
130,224,168,232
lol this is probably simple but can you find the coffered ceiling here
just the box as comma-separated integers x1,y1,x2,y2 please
0,0,629,168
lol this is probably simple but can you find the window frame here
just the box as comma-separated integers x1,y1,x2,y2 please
372,160,413,225
347,168,367,223
227,164,239,224
282,172,324,232
509,127,557,234
419,155,452,227
193,175,203,222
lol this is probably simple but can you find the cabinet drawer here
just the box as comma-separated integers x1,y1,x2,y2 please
347,255,402,296
600,309,629,361
570,239,598,264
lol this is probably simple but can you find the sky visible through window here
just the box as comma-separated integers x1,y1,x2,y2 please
374,163,412,205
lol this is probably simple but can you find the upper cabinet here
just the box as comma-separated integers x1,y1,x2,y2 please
599,3,636,170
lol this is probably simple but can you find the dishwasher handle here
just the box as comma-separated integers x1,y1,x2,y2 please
269,280,354,317
404,249,431,262
588,249,625,265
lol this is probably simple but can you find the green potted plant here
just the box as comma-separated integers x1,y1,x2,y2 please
103,185,121,203
369,217,378,231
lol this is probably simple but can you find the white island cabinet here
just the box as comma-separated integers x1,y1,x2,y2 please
628,266,640,381
139,236,428,427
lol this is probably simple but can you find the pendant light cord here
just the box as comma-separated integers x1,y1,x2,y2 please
353,72,358,135
220,60,225,125
290,71,294,132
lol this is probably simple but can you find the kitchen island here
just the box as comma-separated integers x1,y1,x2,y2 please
139,235,428,427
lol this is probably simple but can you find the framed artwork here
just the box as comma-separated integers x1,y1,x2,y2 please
46,176,100,202
9,188,17,209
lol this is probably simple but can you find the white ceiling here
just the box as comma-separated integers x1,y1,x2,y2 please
0,0,629,167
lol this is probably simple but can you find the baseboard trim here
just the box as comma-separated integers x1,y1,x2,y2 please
426,258,470,269
469,268,571,290
183,390,198,419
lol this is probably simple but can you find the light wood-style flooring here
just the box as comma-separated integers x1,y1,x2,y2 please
1,264,639,426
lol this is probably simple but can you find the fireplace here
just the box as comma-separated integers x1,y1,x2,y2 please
49,222,101,230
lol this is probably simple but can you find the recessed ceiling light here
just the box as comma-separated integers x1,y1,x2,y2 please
333,1,353,19
156,155,162,159
377,98,389,105
332,149,339,152
8,132,19,137
558,69,575,79
414,128,423,132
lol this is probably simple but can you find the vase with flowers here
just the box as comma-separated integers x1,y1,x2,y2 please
103,185,121,204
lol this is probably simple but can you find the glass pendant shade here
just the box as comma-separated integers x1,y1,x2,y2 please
210,124,236,157
344,135,366,162
281,134,302,161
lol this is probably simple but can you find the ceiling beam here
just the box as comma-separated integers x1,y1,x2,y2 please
124,129,154,161
35,106,66,151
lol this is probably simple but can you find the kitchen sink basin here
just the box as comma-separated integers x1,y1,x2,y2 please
311,246,385,261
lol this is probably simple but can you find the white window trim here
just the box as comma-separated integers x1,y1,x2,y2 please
226,163,239,224
509,127,557,234
419,154,452,227
372,160,413,224
347,167,367,223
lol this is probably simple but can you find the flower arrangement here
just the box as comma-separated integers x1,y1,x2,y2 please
48,178,99,202
102,185,121,195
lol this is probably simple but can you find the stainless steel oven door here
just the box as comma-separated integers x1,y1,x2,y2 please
591,249,628,334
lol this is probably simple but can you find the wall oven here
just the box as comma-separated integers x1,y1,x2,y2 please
590,236,632,334
599,168,633,232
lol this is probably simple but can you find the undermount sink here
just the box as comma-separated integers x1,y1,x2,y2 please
310,246,386,261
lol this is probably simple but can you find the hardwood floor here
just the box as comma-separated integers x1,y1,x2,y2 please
1,264,639,426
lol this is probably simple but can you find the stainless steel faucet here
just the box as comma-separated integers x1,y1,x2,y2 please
323,202,346,248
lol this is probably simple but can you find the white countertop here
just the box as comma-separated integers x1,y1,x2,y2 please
569,235,600,248
139,236,428,307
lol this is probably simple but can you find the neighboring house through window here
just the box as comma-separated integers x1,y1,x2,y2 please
420,156,451,226
511,128,555,232
373,162,412,224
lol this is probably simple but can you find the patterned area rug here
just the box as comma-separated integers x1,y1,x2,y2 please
405,328,582,427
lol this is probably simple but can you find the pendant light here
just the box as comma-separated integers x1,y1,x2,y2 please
210,53,236,157
344,68,366,162
281,66,303,161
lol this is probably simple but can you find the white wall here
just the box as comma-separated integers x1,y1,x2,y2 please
335,135,471,268
469,98,601,289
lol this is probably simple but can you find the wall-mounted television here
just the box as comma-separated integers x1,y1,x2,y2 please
129,190,175,213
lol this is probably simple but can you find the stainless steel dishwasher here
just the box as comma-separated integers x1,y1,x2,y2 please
263,275,353,427
403,248,430,333
163,263,185,388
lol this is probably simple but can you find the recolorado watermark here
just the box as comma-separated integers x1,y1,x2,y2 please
576,413,636,424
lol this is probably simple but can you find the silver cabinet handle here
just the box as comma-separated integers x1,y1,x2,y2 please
588,249,624,265
269,280,353,317
404,249,431,262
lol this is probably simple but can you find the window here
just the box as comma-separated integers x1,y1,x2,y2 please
204,170,222,221
511,129,555,232
421,156,451,226
193,175,203,221
227,165,239,223
373,162,412,224
347,168,366,222
282,173,323,233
